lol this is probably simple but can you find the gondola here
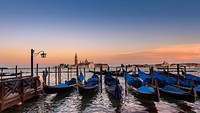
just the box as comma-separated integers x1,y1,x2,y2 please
182,71,200,84
109,69,133,77
164,69,200,85
162,70,200,86
78,73,99,95
153,70,197,102
43,78,76,94
153,70,177,87
158,85,196,102
154,70,200,97
125,71,160,102
104,72,123,99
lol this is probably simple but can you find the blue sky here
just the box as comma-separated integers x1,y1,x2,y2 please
0,0,200,67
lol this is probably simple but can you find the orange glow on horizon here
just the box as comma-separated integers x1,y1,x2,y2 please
110,43,200,64
1,43,200,67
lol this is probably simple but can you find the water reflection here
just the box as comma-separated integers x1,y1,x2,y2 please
78,91,98,111
126,89,158,112
134,98,157,113
106,90,122,107
51,90,75,102
106,91,122,112
161,95,195,112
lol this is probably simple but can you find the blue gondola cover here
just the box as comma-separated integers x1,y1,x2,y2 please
79,73,84,82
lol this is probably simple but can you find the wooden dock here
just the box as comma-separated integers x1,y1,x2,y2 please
0,73,43,111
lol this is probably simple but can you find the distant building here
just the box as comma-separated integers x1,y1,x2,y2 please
67,53,109,69
94,63,109,68
59,63,68,68
75,53,78,66
78,59,94,68
155,61,200,69
155,61,170,68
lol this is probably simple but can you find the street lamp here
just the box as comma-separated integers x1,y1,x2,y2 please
31,49,46,77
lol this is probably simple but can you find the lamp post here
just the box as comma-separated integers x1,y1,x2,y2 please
31,49,46,77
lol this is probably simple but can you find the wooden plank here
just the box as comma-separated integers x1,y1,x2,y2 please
0,74,43,111
0,94,21,111
1,97,21,111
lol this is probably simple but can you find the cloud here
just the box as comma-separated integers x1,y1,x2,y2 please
109,44,200,64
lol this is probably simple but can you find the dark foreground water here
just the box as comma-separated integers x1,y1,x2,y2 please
1,68,200,113
2,87,200,113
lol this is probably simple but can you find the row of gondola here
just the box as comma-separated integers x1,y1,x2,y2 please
43,69,200,102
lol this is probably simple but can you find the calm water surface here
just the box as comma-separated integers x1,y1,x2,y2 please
1,68,200,113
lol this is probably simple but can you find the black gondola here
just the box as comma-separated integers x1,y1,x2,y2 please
153,70,197,102
154,71,200,97
104,72,123,99
78,73,99,95
158,85,196,102
124,71,160,102
43,78,76,94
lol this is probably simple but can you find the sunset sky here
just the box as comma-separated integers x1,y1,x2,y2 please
0,0,200,67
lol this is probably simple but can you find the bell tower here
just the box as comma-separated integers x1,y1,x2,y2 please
75,53,78,65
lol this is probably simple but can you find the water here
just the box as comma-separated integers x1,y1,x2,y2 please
1,68,200,113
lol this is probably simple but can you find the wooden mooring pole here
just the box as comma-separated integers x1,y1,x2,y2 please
45,68,47,85
84,68,86,77
34,71,38,96
48,67,50,86
15,65,18,78
177,64,180,88
76,65,79,94
55,66,57,85
125,65,127,96
167,66,169,77
70,68,72,80
36,64,38,77
100,66,102,93
151,66,154,85
43,71,46,85
58,66,61,84
20,71,23,101
0,79,5,103
84,68,86,82
67,67,69,81
184,66,186,76
133,66,136,77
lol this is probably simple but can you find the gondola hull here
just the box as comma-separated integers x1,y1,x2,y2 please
195,86,200,97
197,91,200,97
159,88,196,102
78,84,99,95
124,71,159,101
129,86,160,102
105,84,122,99
171,85,200,97
43,84,75,94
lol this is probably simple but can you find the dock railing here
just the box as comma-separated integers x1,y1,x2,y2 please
0,73,42,111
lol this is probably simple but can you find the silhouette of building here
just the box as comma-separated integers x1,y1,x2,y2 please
75,53,78,66
78,59,94,68
70,53,109,68
94,63,109,68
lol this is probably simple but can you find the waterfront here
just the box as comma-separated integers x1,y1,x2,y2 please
1,67,200,113
1,1,200,112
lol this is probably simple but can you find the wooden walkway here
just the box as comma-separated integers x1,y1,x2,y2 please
0,75,43,111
